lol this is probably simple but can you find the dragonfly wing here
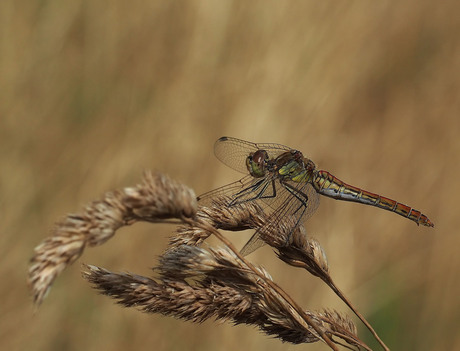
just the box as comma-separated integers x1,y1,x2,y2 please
214,137,260,174
258,178,320,221
253,142,293,153
214,137,292,174
239,180,320,255
283,179,320,222
197,175,256,205
198,173,281,208
239,232,267,256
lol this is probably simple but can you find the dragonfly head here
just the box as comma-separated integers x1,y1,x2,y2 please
246,150,269,178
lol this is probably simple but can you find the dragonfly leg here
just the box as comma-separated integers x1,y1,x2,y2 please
259,178,277,200
231,178,277,205
282,182,308,216
230,178,265,204
279,181,308,243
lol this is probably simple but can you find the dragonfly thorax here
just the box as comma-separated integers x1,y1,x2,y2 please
276,151,317,182
246,149,269,178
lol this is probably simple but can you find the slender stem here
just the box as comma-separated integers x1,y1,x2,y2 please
325,278,389,351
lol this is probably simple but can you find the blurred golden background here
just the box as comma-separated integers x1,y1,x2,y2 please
1,1,458,350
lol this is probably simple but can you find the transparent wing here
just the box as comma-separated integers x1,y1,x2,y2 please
240,180,320,256
277,179,320,222
198,173,320,256
214,136,292,174
197,175,257,205
203,136,320,256
238,233,266,256
198,173,284,211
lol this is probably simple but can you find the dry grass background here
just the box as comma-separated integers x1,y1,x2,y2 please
1,1,458,350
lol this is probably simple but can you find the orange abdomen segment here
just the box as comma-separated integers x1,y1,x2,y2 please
313,171,434,227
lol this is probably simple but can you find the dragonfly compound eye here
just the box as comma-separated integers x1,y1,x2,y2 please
246,150,268,178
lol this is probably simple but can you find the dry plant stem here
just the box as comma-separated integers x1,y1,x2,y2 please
278,238,388,351
325,279,389,351
191,219,368,351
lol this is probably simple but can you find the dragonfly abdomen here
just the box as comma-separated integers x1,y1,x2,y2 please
313,171,434,227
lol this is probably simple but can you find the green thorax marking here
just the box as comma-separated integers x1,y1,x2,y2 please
277,153,316,183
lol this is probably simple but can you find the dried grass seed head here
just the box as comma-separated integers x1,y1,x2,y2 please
28,171,197,306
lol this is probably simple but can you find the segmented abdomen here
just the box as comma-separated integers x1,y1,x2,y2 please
312,171,434,227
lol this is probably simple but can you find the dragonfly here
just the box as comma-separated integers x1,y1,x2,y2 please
198,137,434,255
